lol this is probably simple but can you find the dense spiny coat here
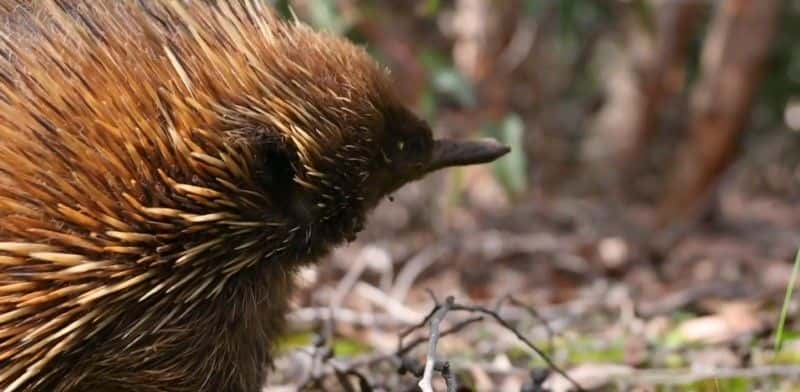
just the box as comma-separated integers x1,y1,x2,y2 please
0,1,402,390
0,1,507,391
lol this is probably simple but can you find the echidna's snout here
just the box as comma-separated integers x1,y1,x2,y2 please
425,138,510,173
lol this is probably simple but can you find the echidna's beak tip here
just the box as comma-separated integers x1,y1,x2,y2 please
426,138,510,173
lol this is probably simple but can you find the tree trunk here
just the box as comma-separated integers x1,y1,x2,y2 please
658,0,780,226
624,0,705,164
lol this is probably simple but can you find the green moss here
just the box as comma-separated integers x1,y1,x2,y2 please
772,344,800,365
664,353,685,368
568,342,625,364
332,337,371,357
276,331,314,353
275,331,371,357
679,378,752,392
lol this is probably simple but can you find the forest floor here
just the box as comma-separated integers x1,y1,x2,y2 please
265,165,800,391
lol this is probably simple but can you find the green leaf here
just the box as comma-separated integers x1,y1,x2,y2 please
488,114,528,195
775,244,800,351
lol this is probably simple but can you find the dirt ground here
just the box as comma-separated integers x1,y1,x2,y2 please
264,158,800,391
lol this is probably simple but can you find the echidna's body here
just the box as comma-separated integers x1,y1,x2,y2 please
0,1,507,391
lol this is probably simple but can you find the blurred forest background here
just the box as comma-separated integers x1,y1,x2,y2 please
266,0,800,390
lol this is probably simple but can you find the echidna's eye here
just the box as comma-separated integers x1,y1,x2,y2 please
255,145,296,202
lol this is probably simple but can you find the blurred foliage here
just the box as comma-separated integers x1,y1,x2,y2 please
418,49,477,117
277,0,799,205
487,114,528,195
759,0,800,126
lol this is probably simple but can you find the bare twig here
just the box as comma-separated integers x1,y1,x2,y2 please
404,294,582,391
398,296,440,351
294,279,610,390
398,316,484,357
448,302,585,391
507,295,556,355
334,369,372,392
441,362,457,392
418,296,455,392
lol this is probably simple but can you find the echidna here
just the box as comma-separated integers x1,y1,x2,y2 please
0,1,508,391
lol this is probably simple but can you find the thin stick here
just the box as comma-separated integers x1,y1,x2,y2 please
508,295,556,355
418,296,454,392
451,303,585,391
775,244,800,351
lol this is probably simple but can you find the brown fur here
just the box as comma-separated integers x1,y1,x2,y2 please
0,1,427,390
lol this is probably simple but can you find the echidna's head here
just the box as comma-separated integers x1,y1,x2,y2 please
227,19,509,250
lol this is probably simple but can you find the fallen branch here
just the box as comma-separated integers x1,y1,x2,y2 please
418,296,455,392
408,293,584,391
447,301,584,391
